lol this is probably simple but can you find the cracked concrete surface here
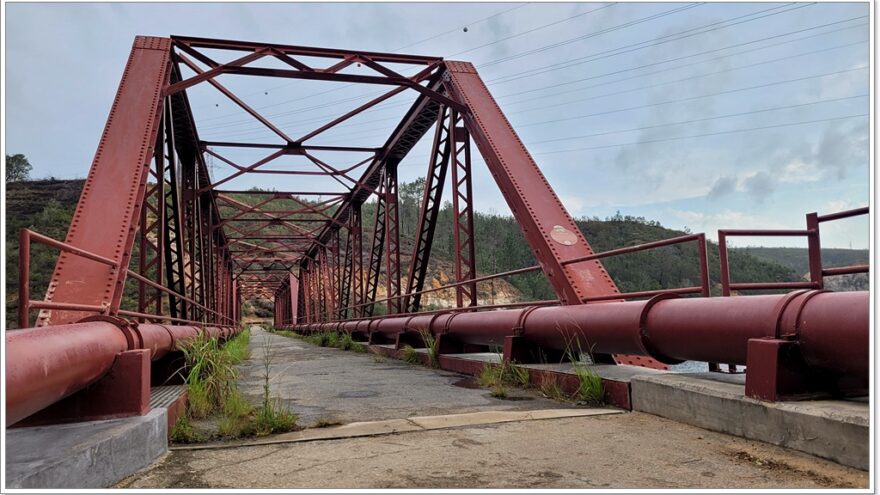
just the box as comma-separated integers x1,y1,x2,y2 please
117,327,868,489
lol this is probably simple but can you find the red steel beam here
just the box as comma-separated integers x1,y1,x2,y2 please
38,36,172,326
443,61,620,305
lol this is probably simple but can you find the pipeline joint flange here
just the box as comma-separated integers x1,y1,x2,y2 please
638,293,685,365
76,314,144,351
512,306,541,337
770,289,814,339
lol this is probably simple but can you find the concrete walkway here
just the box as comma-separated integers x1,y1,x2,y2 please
118,327,868,489
235,326,570,427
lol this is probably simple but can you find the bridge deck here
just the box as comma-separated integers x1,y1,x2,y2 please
117,327,867,489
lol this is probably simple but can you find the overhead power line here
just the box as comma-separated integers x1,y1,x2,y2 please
206,53,867,143
527,94,868,146
199,18,865,138
200,4,846,136
195,1,703,126
534,113,868,155
193,3,531,115
484,2,815,82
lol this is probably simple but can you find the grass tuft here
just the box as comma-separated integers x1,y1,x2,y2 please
177,333,240,419
170,414,203,443
225,328,252,364
539,375,568,402
478,358,530,399
489,384,508,398
401,345,421,364
573,363,604,404
562,338,605,405
417,329,439,368
251,335,299,436
337,332,356,351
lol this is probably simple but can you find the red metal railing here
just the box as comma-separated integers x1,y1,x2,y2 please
718,206,868,296
313,232,710,323
18,228,235,328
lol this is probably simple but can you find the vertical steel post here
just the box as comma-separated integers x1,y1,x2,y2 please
18,229,30,329
806,212,823,289
718,231,732,297
449,110,478,308
364,173,386,316
350,205,363,318
697,233,711,297
384,165,401,314
404,106,451,312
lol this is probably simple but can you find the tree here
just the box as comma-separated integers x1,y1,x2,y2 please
6,154,32,182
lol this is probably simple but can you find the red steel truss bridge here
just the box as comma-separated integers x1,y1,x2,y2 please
6,36,869,427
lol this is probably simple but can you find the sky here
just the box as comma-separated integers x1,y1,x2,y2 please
4,1,871,249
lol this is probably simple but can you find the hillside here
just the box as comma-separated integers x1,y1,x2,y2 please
738,246,869,291
5,179,804,327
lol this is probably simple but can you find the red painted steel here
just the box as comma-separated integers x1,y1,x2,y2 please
13,33,870,425
718,206,868,295
6,321,238,425
39,37,172,326
289,291,868,396
442,61,620,305
449,111,478,308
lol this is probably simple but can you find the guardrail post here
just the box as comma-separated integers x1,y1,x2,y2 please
19,229,30,329
697,233,711,297
718,231,732,296
806,212,823,289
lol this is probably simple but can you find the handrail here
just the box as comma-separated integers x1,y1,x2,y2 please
718,206,868,296
311,232,711,323
18,228,233,328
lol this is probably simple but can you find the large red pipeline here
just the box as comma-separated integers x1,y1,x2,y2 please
5,320,237,426
291,290,869,382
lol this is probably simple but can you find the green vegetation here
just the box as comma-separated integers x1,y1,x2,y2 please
280,329,369,354
6,154,32,183
5,179,810,328
417,329,440,368
477,359,530,398
401,345,421,365
170,414,203,444
572,364,604,405
740,246,868,275
178,335,240,419
539,375,568,402
215,335,298,439
338,332,367,353
173,330,298,442
251,336,298,435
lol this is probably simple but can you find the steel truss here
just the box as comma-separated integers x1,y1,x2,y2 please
37,35,682,370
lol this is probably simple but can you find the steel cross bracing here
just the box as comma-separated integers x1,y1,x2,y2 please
10,35,870,424
33,35,665,369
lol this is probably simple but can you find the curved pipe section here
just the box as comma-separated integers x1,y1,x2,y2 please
6,321,238,426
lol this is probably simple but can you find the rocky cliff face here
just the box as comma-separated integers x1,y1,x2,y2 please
373,260,523,310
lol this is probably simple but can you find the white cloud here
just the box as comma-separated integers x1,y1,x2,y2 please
777,159,821,183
